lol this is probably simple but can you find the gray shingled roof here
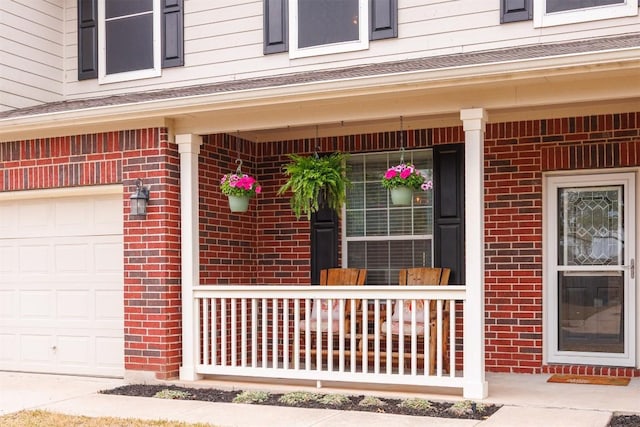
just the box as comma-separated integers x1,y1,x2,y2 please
2,33,639,120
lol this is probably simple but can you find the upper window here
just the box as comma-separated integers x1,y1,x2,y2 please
344,150,434,285
77,0,184,82
290,0,368,58
534,0,638,27
99,0,160,83
263,0,397,57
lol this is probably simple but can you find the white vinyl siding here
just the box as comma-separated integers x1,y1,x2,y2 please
7,0,638,103
0,0,64,111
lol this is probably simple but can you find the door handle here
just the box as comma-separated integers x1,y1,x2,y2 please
631,258,635,279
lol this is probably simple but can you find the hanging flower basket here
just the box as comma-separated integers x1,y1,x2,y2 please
390,186,413,206
220,168,261,213
227,194,251,212
381,163,432,206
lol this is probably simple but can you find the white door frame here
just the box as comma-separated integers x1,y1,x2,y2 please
543,171,637,367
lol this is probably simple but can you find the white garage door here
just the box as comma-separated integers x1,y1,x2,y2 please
0,188,124,377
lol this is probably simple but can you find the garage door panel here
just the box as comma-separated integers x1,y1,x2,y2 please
57,335,90,365
95,242,124,272
20,291,54,318
55,243,90,273
21,334,55,362
57,291,90,319
96,336,123,367
19,245,51,274
95,290,123,320
0,334,18,361
0,190,124,377
0,290,17,318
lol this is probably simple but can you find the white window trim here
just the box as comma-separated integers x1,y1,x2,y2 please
97,0,161,84
289,0,369,59
543,171,637,367
534,0,638,28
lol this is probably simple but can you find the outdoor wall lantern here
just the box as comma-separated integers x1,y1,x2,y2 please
130,179,149,216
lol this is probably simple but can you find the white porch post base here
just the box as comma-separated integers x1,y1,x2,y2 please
461,108,489,399
176,133,204,382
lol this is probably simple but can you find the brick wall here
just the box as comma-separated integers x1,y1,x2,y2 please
0,128,182,379
484,112,640,376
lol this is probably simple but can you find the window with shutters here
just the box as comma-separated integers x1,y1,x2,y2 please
291,0,367,58
99,0,160,83
78,0,183,83
533,0,638,27
264,0,397,57
344,150,434,285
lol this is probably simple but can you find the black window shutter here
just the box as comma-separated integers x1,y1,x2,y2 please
433,144,465,285
77,0,98,80
162,0,184,68
264,0,288,54
501,0,533,23
370,0,398,40
310,207,339,285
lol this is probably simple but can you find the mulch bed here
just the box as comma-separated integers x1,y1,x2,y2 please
101,384,500,420
610,415,640,427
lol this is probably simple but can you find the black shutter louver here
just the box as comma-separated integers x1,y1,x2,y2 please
78,0,98,80
264,0,288,54
370,0,398,40
501,0,533,23
310,207,339,285
162,0,184,68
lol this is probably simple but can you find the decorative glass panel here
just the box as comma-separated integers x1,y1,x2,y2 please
558,187,623,266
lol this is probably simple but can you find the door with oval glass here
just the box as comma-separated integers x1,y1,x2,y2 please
545,173,636,366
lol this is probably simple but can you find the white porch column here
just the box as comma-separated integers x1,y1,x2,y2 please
176,133,204,381
460,108,489,399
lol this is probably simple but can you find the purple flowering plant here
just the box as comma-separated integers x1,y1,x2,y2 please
220,172,262,198
381,163,433,191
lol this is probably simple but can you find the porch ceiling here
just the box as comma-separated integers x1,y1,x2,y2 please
1,35,640,143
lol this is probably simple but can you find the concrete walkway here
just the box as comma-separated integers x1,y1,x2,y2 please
1,371,637,426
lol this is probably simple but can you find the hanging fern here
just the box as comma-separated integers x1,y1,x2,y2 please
277,152,351,220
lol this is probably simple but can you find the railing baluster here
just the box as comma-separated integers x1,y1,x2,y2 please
231,298,237,367
361,299,368,374
386,298,392,374
272,298,278,369
251,298,257,368
350,299,356,372
262,298,268,368
284,298,289,370
374,299,380,374
449,299,456,377
423,297,428,377
221,298,227,366
436,299,443,377
327,298,333,372
202,298,209,366
294,298,300,371
411,299,417,376
212,298,217,366
398,299,404,375
338,299,345,373
241,298,247,367
305,298,311,370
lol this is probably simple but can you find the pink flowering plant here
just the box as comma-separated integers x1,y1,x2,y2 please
381,163,433,191
220,172,262,198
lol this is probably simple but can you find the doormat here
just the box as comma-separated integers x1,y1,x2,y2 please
547,374,630,386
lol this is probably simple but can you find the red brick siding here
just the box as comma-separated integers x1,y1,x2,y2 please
485,112,640,376
0,128,182,379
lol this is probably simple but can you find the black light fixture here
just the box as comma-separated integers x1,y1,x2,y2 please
130,179,149,216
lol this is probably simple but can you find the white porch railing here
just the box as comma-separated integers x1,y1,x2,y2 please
192,285,469,392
